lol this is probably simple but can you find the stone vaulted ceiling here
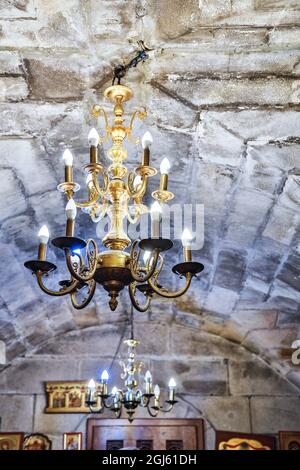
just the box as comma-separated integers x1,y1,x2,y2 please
0,0,299,389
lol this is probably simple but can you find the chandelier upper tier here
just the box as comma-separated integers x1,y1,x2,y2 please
24,83,204,311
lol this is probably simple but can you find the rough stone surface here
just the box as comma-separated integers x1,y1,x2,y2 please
0,325,298,448
0,0,299,450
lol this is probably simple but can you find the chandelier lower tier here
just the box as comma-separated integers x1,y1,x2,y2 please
86,337,177,422
24,83,204,312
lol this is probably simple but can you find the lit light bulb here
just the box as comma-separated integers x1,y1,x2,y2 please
168,378,176,389
160,157,170,175
111,386,118,396
168,377,176,402
65,199,77,220
88,378,96,391
141,131,153,149
38,225,49,244
143,251,151,264
154,384,160,399
101,370,109,382
181,228,193,247
88,128,99,147
62,149,73,166
134,175,142,188
145,370,152,382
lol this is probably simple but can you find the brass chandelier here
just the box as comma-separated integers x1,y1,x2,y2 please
24,81,204,312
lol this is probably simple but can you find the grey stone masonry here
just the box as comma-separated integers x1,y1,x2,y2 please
0,0,299,450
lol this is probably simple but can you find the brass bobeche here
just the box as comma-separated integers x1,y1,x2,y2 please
25,84,204,311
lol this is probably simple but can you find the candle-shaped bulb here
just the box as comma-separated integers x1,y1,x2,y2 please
145,370,153,394
111,386,118,396
154,384,160,399
145,370,152,382
141,131,153,149
101,370,109,382
88,378,96,391
151,201,162,216
65,199,77,220
38,225,49,244
181,228,192,247
182,228,192,262
88,128,99,147
62,149,73,166
160,157,170,175
168,377,176,389
168,377,176,402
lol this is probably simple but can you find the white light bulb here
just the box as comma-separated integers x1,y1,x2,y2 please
134,175,142,188
181,228,193,247
141,131,153,149
62,149,73,166
154,384,160,398
88,378,96,391
88,128,99,147
143,251,151,264
38,225,49,244
145,370,152,382
168,377,176,389
101,370,109,382
160,157,170,175
65,199,77,220
111,386,118,396
151,201,162,216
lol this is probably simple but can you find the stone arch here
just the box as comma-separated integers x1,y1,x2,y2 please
0,321,299,449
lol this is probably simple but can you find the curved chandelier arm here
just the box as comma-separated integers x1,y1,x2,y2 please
65,239,98,282
148,273,192,298
70,279,96,309
146,405,160,418
88,402,104,414
91,105,111,136
92,171,109,198
126,171,147,199
126,201,142,224
71,190,100,209
157,403,176,413
90,198,109,223
130,240,160,283
128,107,147,133
36,272,79,297
129,283,151,312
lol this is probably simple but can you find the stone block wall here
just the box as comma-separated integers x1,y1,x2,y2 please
0,0,300,451
0,319,299,450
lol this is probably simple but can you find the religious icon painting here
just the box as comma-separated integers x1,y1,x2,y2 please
0,433,24,450
215,431,276,450
63,432,82,450
279,431,300,450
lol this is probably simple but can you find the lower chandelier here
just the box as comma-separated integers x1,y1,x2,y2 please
86,337,177,422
